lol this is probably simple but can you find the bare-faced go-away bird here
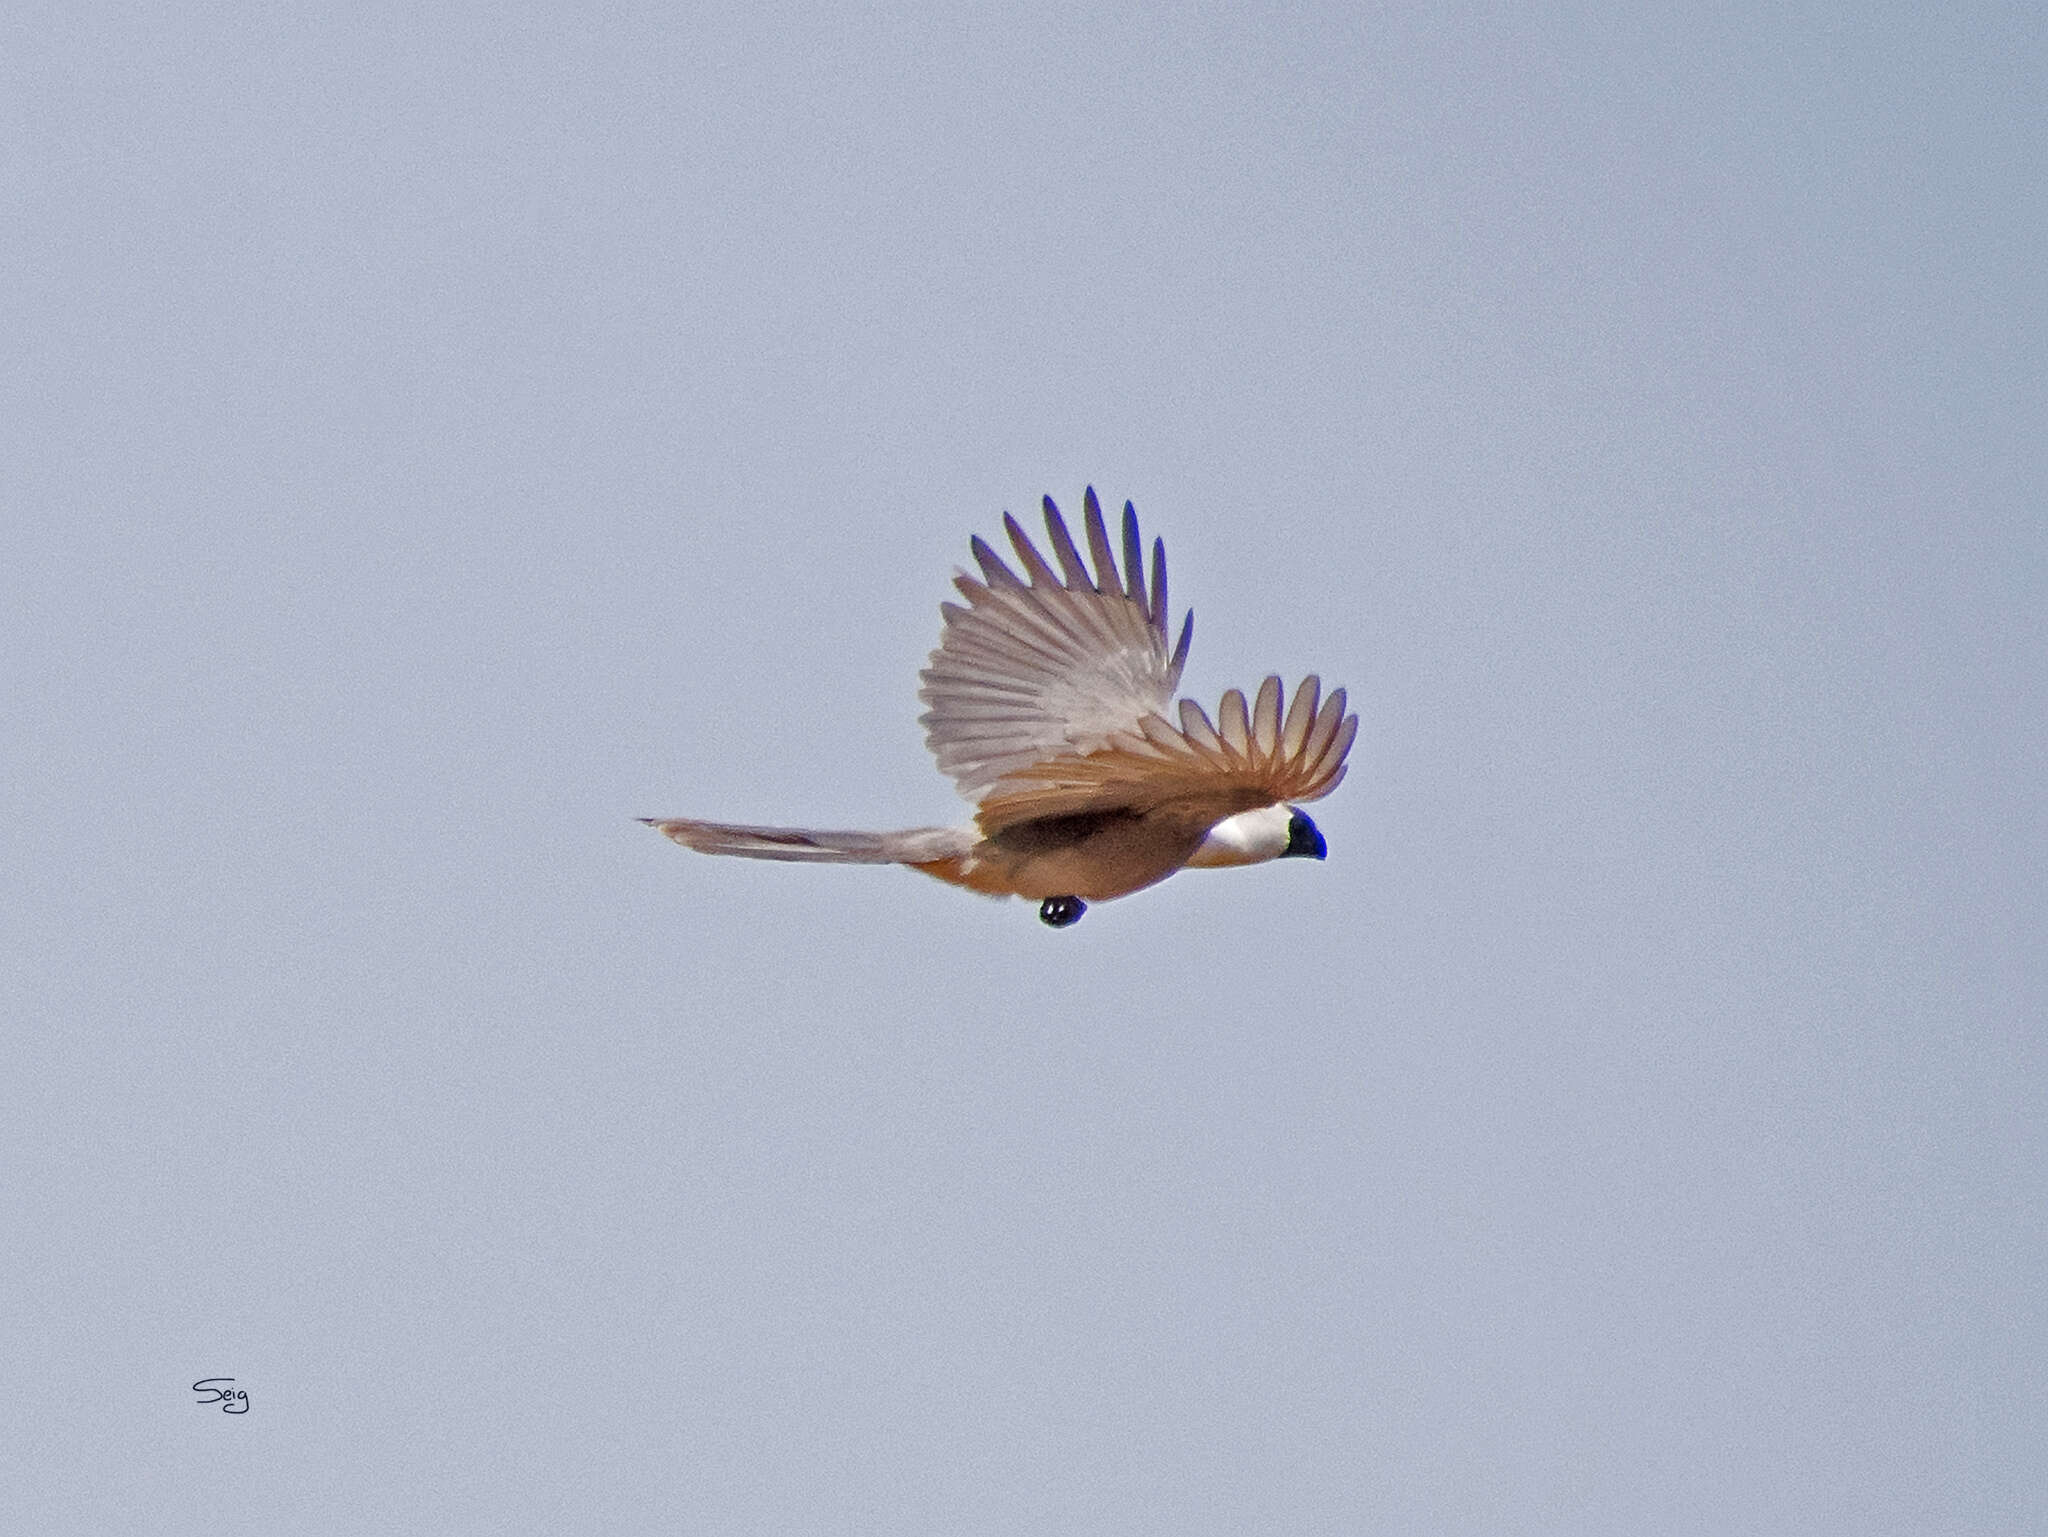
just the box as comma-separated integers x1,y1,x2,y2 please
643,489,1358,927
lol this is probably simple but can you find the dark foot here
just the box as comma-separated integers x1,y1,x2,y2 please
1039,896,1087,928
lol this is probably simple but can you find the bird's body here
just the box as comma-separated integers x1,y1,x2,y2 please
645,490,1356,926
920,803,1216,902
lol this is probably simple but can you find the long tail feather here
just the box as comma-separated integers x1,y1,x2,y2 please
641,818,974,865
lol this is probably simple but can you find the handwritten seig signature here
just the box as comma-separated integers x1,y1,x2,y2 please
193,1378,250,1413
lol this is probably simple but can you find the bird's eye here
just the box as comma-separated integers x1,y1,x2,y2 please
1039,896,1087,928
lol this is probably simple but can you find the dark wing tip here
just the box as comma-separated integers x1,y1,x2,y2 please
969,532,1021,587
1041,496,1093,588
1004,510,1063,585
1082,492,1119,590
1120,502,1144,603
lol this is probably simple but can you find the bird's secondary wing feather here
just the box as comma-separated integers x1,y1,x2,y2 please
919,489,1194,804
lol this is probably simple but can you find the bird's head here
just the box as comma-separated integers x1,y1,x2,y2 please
1281,807,1327,860
1186,804,1327,868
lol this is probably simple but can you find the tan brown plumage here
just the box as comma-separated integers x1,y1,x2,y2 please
645,488,1357,926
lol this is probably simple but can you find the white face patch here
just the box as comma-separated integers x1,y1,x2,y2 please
1185,804,1295,868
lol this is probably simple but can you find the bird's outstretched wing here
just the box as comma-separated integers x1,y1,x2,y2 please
972,674,1358,835
919,488,1194,804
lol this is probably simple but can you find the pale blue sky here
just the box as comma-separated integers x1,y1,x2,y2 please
5,3,2043,1532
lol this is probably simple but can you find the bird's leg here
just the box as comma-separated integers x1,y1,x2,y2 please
1039,896,1086,928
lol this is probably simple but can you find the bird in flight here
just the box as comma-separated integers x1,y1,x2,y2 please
644,488,1357,927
